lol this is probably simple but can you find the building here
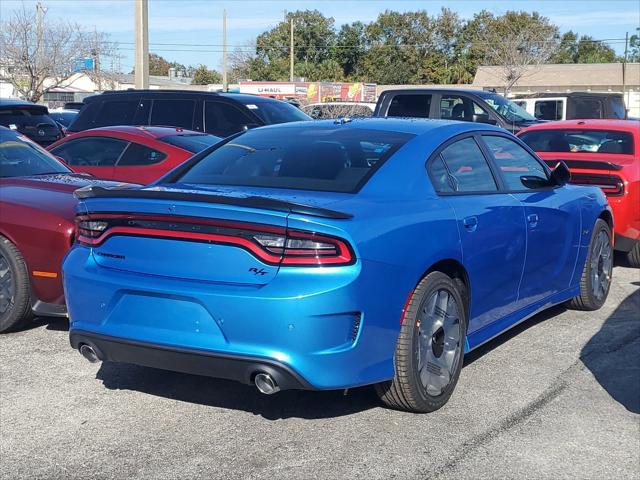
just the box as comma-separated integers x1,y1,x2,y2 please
472,63,640,116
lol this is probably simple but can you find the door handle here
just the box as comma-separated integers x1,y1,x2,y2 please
463,216,478,232
527,213,539,227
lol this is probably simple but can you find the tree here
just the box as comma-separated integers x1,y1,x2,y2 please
191,64,222,85
473,11,559,93
331,21,366,79
551,31,617,63
629,28,640,62
0,4,118,102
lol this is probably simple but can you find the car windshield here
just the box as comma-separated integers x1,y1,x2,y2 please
49,111,77,127
174,126,414,192
477,92,537,123
158,134,222,153
0,129,70,177
519,129,634,154
243,101,311,124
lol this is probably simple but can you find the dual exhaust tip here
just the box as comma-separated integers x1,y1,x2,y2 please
78,344,281,395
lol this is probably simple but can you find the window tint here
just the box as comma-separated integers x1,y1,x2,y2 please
175,127,414,193
434,137,497,193
386,94,431,118
158,134,221,153
117,142,167,166
205,101,256,137
95,100,139,127
440,95,489,122
50,137,128,167
573,98,603,119
150,99,195,129
611,97,626,119
519,129,634,154
534,100,563,120
482,135,548,190
247,101,310,124
0,130,69,177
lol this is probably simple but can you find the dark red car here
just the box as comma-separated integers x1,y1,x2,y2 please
47,126,221,184
518,119,640,266
0,127,125,332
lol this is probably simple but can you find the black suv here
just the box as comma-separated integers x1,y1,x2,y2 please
67,90,311,137
0,99,63,146
374,88,541,132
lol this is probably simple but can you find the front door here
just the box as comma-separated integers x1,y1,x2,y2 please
480,134,581,306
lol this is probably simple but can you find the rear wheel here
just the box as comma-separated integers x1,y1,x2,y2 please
569,219,613,311
626,241,640,268
0,236,33,333
375,271,467,413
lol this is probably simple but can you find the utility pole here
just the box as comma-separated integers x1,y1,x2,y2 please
289,18,294,81
35,2,47,101
134,0,149,89
623,31,629,113
222,9,228,92
93,25,102,91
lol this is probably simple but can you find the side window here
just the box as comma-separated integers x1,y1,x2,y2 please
440,95,490,122
150,99,196,129
117,143,167,166
94,100,139,127
204,101,255,137
482,135,549,191
430,137,498,193
386,94,431,118
534,100,563,120
573,98,603,119
50,137,128,167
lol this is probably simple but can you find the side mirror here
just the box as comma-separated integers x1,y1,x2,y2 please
472,113,497,125
551,161,571,186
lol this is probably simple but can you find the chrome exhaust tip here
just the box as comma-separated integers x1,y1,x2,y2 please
79,344,100,363
254,372,280,395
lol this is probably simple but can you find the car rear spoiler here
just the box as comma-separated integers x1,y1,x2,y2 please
74,186,353,220
543,160,624,171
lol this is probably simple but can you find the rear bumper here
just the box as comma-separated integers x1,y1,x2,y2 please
63,246,412,390
70,330,312,390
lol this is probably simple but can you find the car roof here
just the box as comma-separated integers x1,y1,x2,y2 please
0,99,47,109
519,119,639,132
380,88,491,97
84,90,287,105
73,125,209,139
513,92,624,99
255,117,505,137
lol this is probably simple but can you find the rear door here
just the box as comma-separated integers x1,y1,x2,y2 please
49,136,128,179
427,135,527,334
481,134,581,304
203,100,258,137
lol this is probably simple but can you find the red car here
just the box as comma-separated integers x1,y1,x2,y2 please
47,126,221,184
0,127,124,332
518,119,640,266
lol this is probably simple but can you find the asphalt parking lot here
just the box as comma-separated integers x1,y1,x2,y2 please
1,262,638,480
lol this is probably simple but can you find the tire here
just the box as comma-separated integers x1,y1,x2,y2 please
568,219,613,311
375,271,467,413
0,235,33,333
626,241,640,268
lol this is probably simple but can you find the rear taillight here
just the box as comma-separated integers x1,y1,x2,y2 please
75,214,354,267
570,173,625,196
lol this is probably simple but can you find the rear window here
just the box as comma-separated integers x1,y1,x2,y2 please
386,94,431,118
158,134,222,153
246,101,311,124
519,129,634,154
0,107,53,126
175,127,414,192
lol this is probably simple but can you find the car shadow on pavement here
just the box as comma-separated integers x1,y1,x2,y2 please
95,362,379,420
28,316,69,332
580,287,640,414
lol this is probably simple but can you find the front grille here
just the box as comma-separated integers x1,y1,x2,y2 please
570,173,625,196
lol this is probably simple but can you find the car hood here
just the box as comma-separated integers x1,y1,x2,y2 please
0,174,133,221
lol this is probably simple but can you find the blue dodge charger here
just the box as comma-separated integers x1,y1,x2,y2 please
64,118,613,413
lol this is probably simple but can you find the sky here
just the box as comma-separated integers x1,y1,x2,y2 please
1,0,639,73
